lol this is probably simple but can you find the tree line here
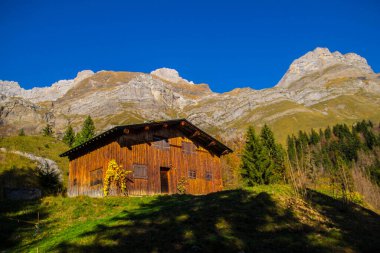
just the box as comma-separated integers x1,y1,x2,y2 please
62,116,96,147
286,120,380,204
238,120,380,208
23,115,96,148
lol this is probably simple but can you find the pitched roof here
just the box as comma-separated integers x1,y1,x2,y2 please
59,119,232,158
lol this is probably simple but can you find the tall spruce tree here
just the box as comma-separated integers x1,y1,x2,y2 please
241,126,275,186
324,126,332,140
309,128,320,145
287,135,297,166
74,116,95,146
63,125,75,147
260,124,285,182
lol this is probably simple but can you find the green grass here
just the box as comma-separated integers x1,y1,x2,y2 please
0,153,38,173
0,136,69,185
1,185,379,252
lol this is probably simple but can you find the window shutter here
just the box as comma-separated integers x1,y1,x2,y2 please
90,168,103,186
133,164,148,179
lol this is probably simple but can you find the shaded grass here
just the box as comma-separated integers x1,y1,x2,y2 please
1,185,380,252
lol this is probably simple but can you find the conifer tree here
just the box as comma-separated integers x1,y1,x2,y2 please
63,125,75,147
74,116,95,146
42,124,53,137
260,124,285,181
324,126,332,140
74,132,82,147
287,135,297,165
260,124,276,154
18,128,25,136
241,126,275,185
309,128,320,145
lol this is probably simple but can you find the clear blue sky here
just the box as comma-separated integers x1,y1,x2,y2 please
1,0,379,92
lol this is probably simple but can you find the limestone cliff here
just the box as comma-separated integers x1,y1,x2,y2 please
1,48,380,142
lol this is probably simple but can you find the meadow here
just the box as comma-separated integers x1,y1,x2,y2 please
1,185,380,253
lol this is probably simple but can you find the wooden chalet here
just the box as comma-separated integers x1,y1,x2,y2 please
60,119,232,197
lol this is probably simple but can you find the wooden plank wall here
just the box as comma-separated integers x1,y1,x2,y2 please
67,128,223,197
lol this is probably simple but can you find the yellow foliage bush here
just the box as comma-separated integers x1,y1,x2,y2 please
104,159,132,196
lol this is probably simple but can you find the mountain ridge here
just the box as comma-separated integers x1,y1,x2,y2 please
1,47,380,142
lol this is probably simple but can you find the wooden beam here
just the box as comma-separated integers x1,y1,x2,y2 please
207,141,216,147
191,130,201,138
123,128,130,134
221,150,229,155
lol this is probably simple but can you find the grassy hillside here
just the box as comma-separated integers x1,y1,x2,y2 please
0,152,38,173
0,136,69,185
1,185,379,252
235,93,380,144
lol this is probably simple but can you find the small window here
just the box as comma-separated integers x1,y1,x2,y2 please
90,168,103,186
182,141,196,154
133,164,148,179
152,137,170,150
205,171,212,181
188,170,196,179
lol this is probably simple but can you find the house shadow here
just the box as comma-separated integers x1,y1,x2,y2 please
0,198,48,251
0,168,51,251
53,189,353,253
305,189,380,252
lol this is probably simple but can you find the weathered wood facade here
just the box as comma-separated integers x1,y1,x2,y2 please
60,119,232,197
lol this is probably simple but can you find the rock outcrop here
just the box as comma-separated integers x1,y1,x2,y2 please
1,48,380,141
0,147,62,183
0,148,62,200
0,95,54,135
151,67,194,84
0,70,94,103
276,47,374,89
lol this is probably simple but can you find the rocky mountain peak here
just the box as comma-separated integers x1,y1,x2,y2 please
151,68,194,84
0,80,23,97
276,47,374,88
0,70,95,102
73,70,95,83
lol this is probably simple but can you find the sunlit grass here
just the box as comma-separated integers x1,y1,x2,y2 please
0,135,69,184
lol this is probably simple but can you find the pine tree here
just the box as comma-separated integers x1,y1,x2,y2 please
260,125,276,154
63,125,75,147
241,127,275,185
18,128,25,136
309,128,320,145
74,116,95,146
74,132,82,147
287,135,297,166
325,126,332,140
260,124,285,182
42,124,53,137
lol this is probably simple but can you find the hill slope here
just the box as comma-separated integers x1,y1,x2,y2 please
1,185,379,252
0,136,69,190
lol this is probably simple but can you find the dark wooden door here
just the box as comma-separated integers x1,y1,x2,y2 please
160,167,170,194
